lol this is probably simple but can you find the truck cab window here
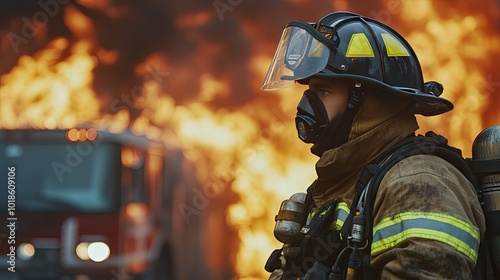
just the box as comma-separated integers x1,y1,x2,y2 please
121,146,148,204
0,143,120,212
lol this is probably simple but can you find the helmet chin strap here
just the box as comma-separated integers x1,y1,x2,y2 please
310,82,365,157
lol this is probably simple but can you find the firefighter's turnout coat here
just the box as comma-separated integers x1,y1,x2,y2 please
307,90,485,279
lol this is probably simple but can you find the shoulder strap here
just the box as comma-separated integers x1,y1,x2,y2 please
345,132,477,280
304,180,317,212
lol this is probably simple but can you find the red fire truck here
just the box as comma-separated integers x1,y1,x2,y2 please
0,128,213,279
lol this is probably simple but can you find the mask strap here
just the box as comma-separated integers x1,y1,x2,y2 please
348,82,364,109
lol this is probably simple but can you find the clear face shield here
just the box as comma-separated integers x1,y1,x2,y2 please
261,21,336,91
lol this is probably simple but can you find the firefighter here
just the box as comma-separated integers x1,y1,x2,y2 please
262,12,486,279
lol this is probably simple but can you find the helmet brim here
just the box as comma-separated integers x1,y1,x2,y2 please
297,71,453,116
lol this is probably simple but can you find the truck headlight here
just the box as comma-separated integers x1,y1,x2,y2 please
87,242,110,262
76,242,90,260
18,243,35,260
76,241,110,262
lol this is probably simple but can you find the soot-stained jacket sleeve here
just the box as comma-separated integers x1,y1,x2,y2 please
370,154,486,280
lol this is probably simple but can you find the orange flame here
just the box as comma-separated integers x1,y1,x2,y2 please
0,38,99,129
1,2,499,280
399,2,500,156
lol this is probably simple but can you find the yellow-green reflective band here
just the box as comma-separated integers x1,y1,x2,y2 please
372,212,480,263
331,202,350,231
306,202,350,231
307,205,334,225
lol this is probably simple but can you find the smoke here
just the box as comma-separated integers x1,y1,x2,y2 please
1,1,499,279
1,0,499,141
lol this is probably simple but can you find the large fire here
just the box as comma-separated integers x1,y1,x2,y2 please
1,1,499,279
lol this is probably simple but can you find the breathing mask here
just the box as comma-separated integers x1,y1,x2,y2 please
295,90,330,143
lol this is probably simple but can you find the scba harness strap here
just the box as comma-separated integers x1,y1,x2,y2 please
267,131,484,280
346,131,479,280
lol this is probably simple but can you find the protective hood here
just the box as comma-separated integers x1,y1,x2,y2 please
311,89,419,207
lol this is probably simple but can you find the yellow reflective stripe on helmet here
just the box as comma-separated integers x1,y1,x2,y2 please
371,212,480,262
346,33,374,57
381,33,410,57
